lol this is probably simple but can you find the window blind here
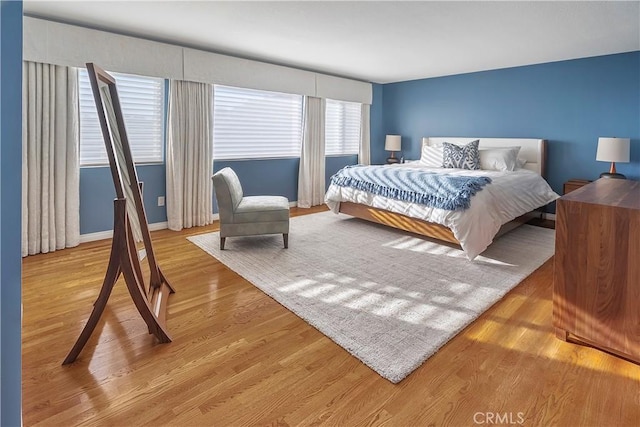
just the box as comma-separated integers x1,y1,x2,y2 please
213,85,303,160
325,99,361,156
79,69,165,166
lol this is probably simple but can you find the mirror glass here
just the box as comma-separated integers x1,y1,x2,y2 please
99,83,143,243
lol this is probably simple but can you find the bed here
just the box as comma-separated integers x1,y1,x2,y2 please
325,137,559,260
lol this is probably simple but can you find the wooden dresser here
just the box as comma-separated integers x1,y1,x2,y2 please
553,178,640,363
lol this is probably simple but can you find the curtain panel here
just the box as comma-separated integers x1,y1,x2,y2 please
297,96,326,208
22,61,80,256
166,80,214,230
359,104,371,166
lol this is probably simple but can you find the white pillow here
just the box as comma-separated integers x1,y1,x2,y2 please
479,146,521,171
516,157,527,169
420,145,443,167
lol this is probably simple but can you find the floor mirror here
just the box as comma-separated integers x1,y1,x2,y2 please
63,63,175,365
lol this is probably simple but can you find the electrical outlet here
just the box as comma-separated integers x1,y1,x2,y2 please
157,196,165,207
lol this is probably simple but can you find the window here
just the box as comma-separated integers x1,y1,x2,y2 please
79,69,165,166
213,85,303,160
325,99,361,156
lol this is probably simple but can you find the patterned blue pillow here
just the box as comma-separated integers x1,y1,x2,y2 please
442,140,481,170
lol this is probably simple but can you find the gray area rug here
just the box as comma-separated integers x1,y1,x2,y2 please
188,211,555,383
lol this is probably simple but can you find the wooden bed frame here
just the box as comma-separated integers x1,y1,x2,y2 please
338,137,547,246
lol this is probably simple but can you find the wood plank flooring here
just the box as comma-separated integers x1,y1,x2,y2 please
22,207,640,426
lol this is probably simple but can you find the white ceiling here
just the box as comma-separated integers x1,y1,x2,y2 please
24,1,640,84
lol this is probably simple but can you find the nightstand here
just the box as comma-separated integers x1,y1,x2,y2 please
562,179,591,195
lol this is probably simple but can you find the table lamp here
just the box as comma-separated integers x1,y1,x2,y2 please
596,137,630,179
385,135,401,164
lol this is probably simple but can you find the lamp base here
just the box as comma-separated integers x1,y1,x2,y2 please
386,157,400,164
600,172,626,179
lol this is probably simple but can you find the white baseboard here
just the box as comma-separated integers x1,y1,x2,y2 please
80,201,300,243
79,221,168,243
80,204,547,243
149,222,169,231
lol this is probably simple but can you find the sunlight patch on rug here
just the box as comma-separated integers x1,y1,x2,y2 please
188,211,554,383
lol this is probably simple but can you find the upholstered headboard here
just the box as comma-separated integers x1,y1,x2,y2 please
422,137,547,177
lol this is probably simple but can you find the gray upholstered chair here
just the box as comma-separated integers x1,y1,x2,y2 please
212,167,290,250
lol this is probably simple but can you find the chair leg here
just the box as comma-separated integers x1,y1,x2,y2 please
220,237,226,250
283,233,288,249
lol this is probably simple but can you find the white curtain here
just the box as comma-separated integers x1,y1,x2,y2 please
22,61,80,257
297,96,326,208
166,80,214,231
359,104,371,165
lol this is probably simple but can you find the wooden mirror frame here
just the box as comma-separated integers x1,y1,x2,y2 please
63,63,174,365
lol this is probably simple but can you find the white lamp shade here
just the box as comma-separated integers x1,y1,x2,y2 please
385,134,401,151
596,137,630,163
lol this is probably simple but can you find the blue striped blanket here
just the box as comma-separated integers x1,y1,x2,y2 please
330,165,492,211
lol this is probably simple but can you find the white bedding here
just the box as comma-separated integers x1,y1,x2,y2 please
325,163,559,260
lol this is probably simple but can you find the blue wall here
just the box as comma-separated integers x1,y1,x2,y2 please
379,52,640,198
211,158,300,213
82,155,358,234
210,156,355,214
0,1,23,424
80,52,640,233
80,81,372,235
80,164,167,234
326,155,358,185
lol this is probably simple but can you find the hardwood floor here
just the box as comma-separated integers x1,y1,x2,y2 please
22,207,640,426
